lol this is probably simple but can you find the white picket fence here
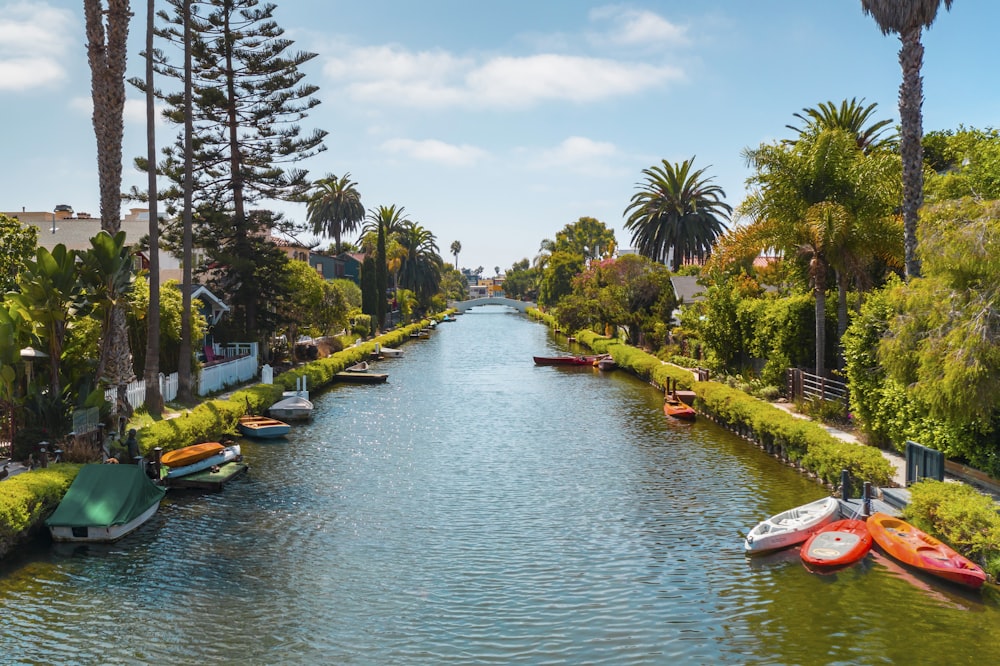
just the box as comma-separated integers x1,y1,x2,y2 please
197,353,258,396
105,373,176,410
104,343,258,408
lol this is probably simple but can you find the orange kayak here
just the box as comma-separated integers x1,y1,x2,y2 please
664,399,696,421
867,512,986,589
160,442,225,468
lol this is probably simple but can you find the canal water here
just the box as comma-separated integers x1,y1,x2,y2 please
1,306,998,665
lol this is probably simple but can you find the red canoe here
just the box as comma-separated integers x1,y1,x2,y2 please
867,512,986,590
801,518,873,569
664,398,696,421
533,355,600,366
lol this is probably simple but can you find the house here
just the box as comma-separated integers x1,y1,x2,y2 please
5,205,226,326
337,252,364,284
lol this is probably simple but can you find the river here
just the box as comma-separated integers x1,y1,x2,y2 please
1,306,998,665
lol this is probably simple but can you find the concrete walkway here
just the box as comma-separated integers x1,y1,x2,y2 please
770,402,908,488
769,401,1000,506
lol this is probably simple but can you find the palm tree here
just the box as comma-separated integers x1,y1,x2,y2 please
718,129,902,376
534,238,556,268
396,221,443,305
786,98,897,153
624,158,732,271
307,173,365,254
80,232,137,415
360,205,409,254
84,0,133,411
862,0,954,279
450,240,461,269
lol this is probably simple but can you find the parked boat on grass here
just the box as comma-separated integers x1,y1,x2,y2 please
46,464,166,543
800,518,873,569
867,512,986,590
237,414,291,438
744,496,839,555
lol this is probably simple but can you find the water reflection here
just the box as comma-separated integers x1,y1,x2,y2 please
0,306,998,664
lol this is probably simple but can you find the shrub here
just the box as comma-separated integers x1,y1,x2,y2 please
904,479,1000,576
0,464,81,556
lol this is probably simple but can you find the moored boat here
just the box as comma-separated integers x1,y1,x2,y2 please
45,464,166,543
160,441,225,468
596,357,617,371
664,397,696,421
237,414,291,438
533,355,601,366
800,518,873,569
164,443,242,479
744,496,839,555
866,512,986,589
268,395,314,421
335,369,389,383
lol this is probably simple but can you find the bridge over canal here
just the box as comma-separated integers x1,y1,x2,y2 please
448,297,537,313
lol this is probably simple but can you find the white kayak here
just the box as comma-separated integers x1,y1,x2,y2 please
744,496,839,555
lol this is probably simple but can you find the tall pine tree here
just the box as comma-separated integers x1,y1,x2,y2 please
144,0,327,340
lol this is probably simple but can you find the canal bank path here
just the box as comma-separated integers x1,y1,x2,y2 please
770,400,1000,504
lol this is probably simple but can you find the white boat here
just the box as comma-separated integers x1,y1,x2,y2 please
380,346,403,358
743,496,839,555
268,395,314,421
165,444,242,479
46,464,166,543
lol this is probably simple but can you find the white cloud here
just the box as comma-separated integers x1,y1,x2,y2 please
589,6,690,48
0,2,75,91
533,136,627,178
324,47,683,109
380,138,488,167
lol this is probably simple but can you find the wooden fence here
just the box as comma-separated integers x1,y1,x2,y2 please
786,368,849,406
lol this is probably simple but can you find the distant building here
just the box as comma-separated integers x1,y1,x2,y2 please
4,205,225,331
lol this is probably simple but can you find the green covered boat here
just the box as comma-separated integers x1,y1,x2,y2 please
46,464,166,543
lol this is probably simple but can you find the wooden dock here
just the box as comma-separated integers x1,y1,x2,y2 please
165,460,249,491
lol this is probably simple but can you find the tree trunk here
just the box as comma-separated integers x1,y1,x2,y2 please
899,26,925,280
836,268,849,370
142,0,163,416
177,0,195,403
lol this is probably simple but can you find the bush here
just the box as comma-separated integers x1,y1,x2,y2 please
11,427,49,462
904,479,1000,577
694,381,894,485
0,464,80,556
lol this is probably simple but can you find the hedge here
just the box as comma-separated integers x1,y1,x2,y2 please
904,479,1000,578
136,319,437,456
693,381,894,488
0,464,80,558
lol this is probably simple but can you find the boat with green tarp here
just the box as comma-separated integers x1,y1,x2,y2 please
45,464,166,543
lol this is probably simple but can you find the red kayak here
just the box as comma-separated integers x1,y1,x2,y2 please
867,512,986,590
533,355,600,366
801,518,872,568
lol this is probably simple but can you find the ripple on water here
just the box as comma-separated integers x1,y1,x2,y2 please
2,308,1000,664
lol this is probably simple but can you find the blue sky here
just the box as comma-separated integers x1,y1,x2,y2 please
2,1,997,273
